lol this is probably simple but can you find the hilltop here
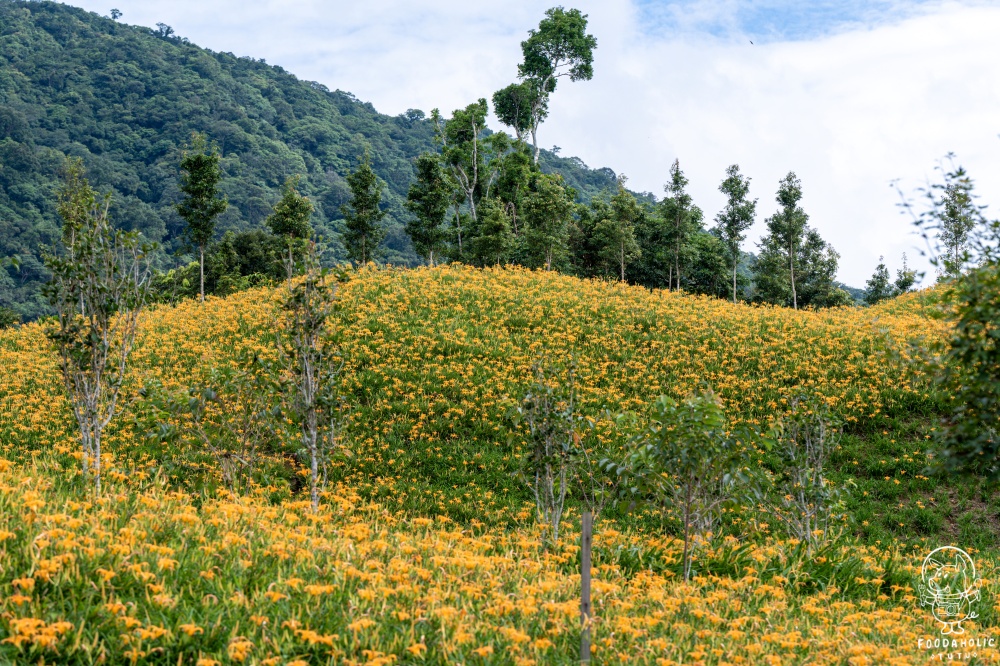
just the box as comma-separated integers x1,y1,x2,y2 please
2,266,995,664
0,0,620,319
0,265,965,544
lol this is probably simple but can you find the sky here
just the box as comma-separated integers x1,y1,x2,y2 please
66,0,1000,287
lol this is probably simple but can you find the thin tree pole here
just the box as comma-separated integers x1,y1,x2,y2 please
733,264,738,303
789,231,798,310
580,510,593,663
199,244,205,302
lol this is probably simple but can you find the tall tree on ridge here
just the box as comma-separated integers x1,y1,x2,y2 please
895,253,918,294
935,164,982,277
266,175,313,280
594,175,642,281
515,7,597,163
433,100,490,257
405,153,451,267
177,132,227,302
524,173,574,270
759,172,809,309
714,164,756,303
492,81,545,144
661,159,702,291
753,177,846,309
864,256,893,305
341,150,386,266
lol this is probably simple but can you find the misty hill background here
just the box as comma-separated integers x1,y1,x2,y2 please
0,0,624,319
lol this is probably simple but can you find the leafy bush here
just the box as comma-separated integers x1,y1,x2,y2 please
763,395,852,551
607,391,748,581
0,305,19,329
904,158,1000,478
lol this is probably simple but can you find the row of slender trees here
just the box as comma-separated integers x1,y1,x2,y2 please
46,155,345,509
162,7,990,312
172,117,855,311
396,8,852,308
404,122,855,308
156,5,920,312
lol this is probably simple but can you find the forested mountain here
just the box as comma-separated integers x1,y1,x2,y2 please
0,0,619,318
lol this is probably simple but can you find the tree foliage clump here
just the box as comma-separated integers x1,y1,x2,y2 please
523,173,575,271
501,7,598,163
715,164,756,303
864,256,893,305
606,392,745,581
177,133,228,302
936,259,1000,478
266,175,314,274
863,253,918,306
902,159,1000,479
405,153,450,266
0,305,20,329
660,160,703,291
592,176,642,281
753,172,848,308
467,198,515,267
43,159,153,494
341,151,386,266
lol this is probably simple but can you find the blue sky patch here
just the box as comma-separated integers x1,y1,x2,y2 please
635,0,947,42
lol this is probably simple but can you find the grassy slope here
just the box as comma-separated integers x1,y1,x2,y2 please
4,266,1000,664
0,265,967,543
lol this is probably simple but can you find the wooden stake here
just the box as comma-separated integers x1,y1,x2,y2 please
581,510,593,663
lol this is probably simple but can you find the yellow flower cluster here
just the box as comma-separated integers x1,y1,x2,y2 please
0,265,961,664
0,263,943,443
0,457,993,664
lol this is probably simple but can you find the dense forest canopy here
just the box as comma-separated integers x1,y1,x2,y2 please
0,0,621,319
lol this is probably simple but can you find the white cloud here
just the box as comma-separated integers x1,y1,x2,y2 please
66,0,1000,285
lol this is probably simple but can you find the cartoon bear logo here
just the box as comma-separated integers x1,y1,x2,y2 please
920,546,982,635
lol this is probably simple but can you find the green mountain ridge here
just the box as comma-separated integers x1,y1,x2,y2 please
0,0,621,319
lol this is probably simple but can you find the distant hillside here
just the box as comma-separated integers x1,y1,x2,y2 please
836,282,866,303
0,0,620,319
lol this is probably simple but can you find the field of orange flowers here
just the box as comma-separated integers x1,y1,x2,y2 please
1,264,988,664
0,265,949,508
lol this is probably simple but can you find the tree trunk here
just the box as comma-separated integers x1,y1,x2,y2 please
733,264,738,304
580,510,593,664
682,483,693,581
454,205,463,257
199,244,205,302
93,426,101,496
790,252,797,310
310,429,319,512
674,212,682,291
682,504,691,581
531,125,540,165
